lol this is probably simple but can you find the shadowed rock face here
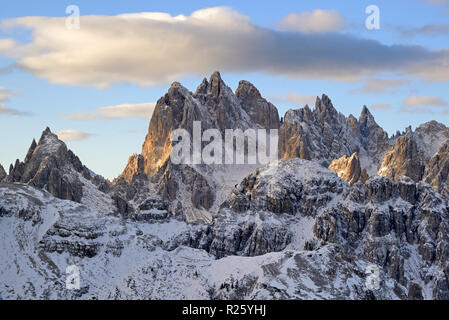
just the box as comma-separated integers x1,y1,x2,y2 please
328,152,368,185
0,164,6,182
279,98,389,174
235,80,280,130
377,135,426,182
424,141,449,198
6,128,91,202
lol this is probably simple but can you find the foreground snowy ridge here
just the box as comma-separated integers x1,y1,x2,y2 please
2,158,449,299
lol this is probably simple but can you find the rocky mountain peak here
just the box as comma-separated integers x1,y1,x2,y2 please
25,139,37,163
359,105,374,123
209,71,224,96
235,80,279,129
6,127,98,203
414,121,449,158
280,95,360,164
315,94,336,116
377,135,426,182
195,78,209,95
0,164,6,182
194,71,227,99
357,105,389,159
235,80,262,99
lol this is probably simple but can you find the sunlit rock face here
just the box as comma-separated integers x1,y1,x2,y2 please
377,135,426,183
328,152,368,185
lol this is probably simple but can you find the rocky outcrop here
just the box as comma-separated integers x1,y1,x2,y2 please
4,127,123,214
414,121,449,159
328,153,368,185
118,72,281,222
173,158,449,299
279,97,388,175
423,141,449,198
235,80,280,129
118,154,145,184
0,164,6,182
355,106,390,170
377,135,426,182
6,128,90,202
279,95,361,165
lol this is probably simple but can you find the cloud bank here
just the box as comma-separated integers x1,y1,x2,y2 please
61,102,156,121
0,86,29,116
401,95,448,113
371,104,392,110
350,79,410,94
274,93,317,107
0,7,448,88
55,130,93,142
278,9,345,33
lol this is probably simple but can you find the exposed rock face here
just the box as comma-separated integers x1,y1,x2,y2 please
119,72,280,222
0,164,6,182
356,106,390,169
117,154,145,184
414,121,449,159
3,157,449,299
235,80,280,129
423,141,449,198
4,127,120,214
172,158,449,299
279,97,388,175
328,153,367,185
377,135,426,182
279,95,359,164
6,128,90,202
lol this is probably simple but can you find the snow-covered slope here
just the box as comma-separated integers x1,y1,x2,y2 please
3,158,449,300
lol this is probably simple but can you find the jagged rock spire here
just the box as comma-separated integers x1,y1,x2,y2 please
6,127,95,202
235,79,279,129
25,139,37,163
0,163,6,181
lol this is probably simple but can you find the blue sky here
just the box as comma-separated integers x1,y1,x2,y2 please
1,0,449,179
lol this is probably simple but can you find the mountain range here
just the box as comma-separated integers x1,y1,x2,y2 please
2,72,449,300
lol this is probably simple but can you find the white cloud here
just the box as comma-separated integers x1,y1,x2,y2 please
61,102,156,121
0,7,448,87
401,95,448,113
403,95,448,107
350,79,410,94
55,130,93,142
0,86,29,116
0,103,26,115
371,104,391,110
274,93,317,106
398,23,449,37
278,9,345,33
0,86,14,102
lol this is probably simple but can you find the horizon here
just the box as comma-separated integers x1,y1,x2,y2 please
1,0,449,179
